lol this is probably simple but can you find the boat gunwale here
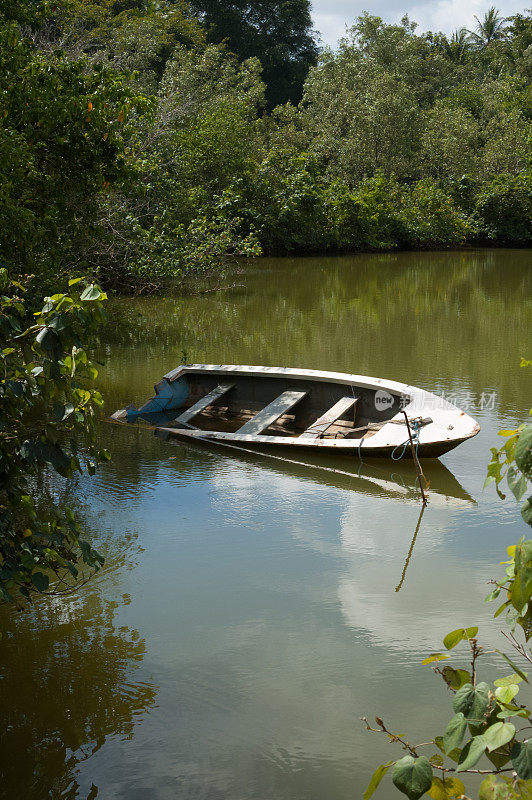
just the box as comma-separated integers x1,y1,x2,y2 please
163,363,419,401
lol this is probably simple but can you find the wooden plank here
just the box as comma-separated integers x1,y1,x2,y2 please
237,390,307,435
155,426,362,448
300,396,358,439
174,383,235,425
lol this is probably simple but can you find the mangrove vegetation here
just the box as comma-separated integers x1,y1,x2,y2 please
1,1,531,293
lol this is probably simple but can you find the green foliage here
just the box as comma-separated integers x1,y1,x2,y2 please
188,0,318,108
474,173,532,245
512,741,532,779
392,756,433,800
468,8,509,49
479,774,532,800
93,43,265,289
443,626,479,649
0,3,145,284
485,361,532,524
365,762,394,800
395,180,472,248
2,2,532,289
516,428,532,477
443,714,467,753
54,0,204,91
0,271,109,603
421,101,480,180
296,11,532,249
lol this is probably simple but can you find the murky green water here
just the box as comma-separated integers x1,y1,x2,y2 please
1,250,531,800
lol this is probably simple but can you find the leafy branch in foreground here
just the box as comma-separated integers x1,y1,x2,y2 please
0,270,109,603
485,359,532,527
364,371,532,800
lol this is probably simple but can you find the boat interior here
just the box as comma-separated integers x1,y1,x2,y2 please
137,370,405,441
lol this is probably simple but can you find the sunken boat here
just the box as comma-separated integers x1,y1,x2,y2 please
111,364,480,458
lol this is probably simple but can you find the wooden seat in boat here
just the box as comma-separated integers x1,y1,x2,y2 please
237,390,308,435
300,396,358,439
174,382,235,426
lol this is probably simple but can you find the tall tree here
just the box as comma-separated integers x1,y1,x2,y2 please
468,6,508,47
188,0,318,108
443,28,470,63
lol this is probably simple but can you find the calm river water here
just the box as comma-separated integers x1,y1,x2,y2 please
1,250,531,800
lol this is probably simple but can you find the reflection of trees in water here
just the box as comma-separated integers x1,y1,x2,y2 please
90,422,215,501
0,593,157,800
98,250,531,415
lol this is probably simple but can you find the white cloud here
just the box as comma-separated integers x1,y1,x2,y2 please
313,12,350,47
311,0,528,47
410,0,490,33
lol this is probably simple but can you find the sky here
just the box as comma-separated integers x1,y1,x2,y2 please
311,0,528,47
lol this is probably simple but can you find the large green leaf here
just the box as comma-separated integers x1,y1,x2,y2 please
443,714,467,753
35,325,61,355
507,469,528,502
452,682,491,723
496,706,529,721
513,540,532,610
511,740,532,779
479,775,512,800
441,667,471,690
363,761,394,800
515,426,532,478
443,629,465,650
443,627,478,650
456,735,486,772
494,674,523,687
522,497,532,527
392,756,433,800
428,776,465,800
80,284,104,301
483,722,515,752
494,684,519,704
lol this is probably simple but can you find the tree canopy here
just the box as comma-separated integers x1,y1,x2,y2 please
188,0,318,107
0,2,531,288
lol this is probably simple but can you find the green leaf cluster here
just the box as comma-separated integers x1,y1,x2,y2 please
0,271,108,603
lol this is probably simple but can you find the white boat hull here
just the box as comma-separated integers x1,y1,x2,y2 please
112,364,480,459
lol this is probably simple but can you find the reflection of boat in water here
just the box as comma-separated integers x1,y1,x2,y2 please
144,420,475,509
157,430,473,589
110,404,475,508
112,364,480,458
109,411,475,594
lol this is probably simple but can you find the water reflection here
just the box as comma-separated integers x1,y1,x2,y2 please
395,505,426,592
101,249,531,418
1,250,529,800
0,591,157,799
153,426,476,508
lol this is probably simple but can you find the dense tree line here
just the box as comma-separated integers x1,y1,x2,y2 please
0,1,531,293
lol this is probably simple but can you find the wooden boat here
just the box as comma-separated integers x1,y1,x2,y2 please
111,364,480,459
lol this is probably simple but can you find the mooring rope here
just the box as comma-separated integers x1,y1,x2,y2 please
391,418,422,461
